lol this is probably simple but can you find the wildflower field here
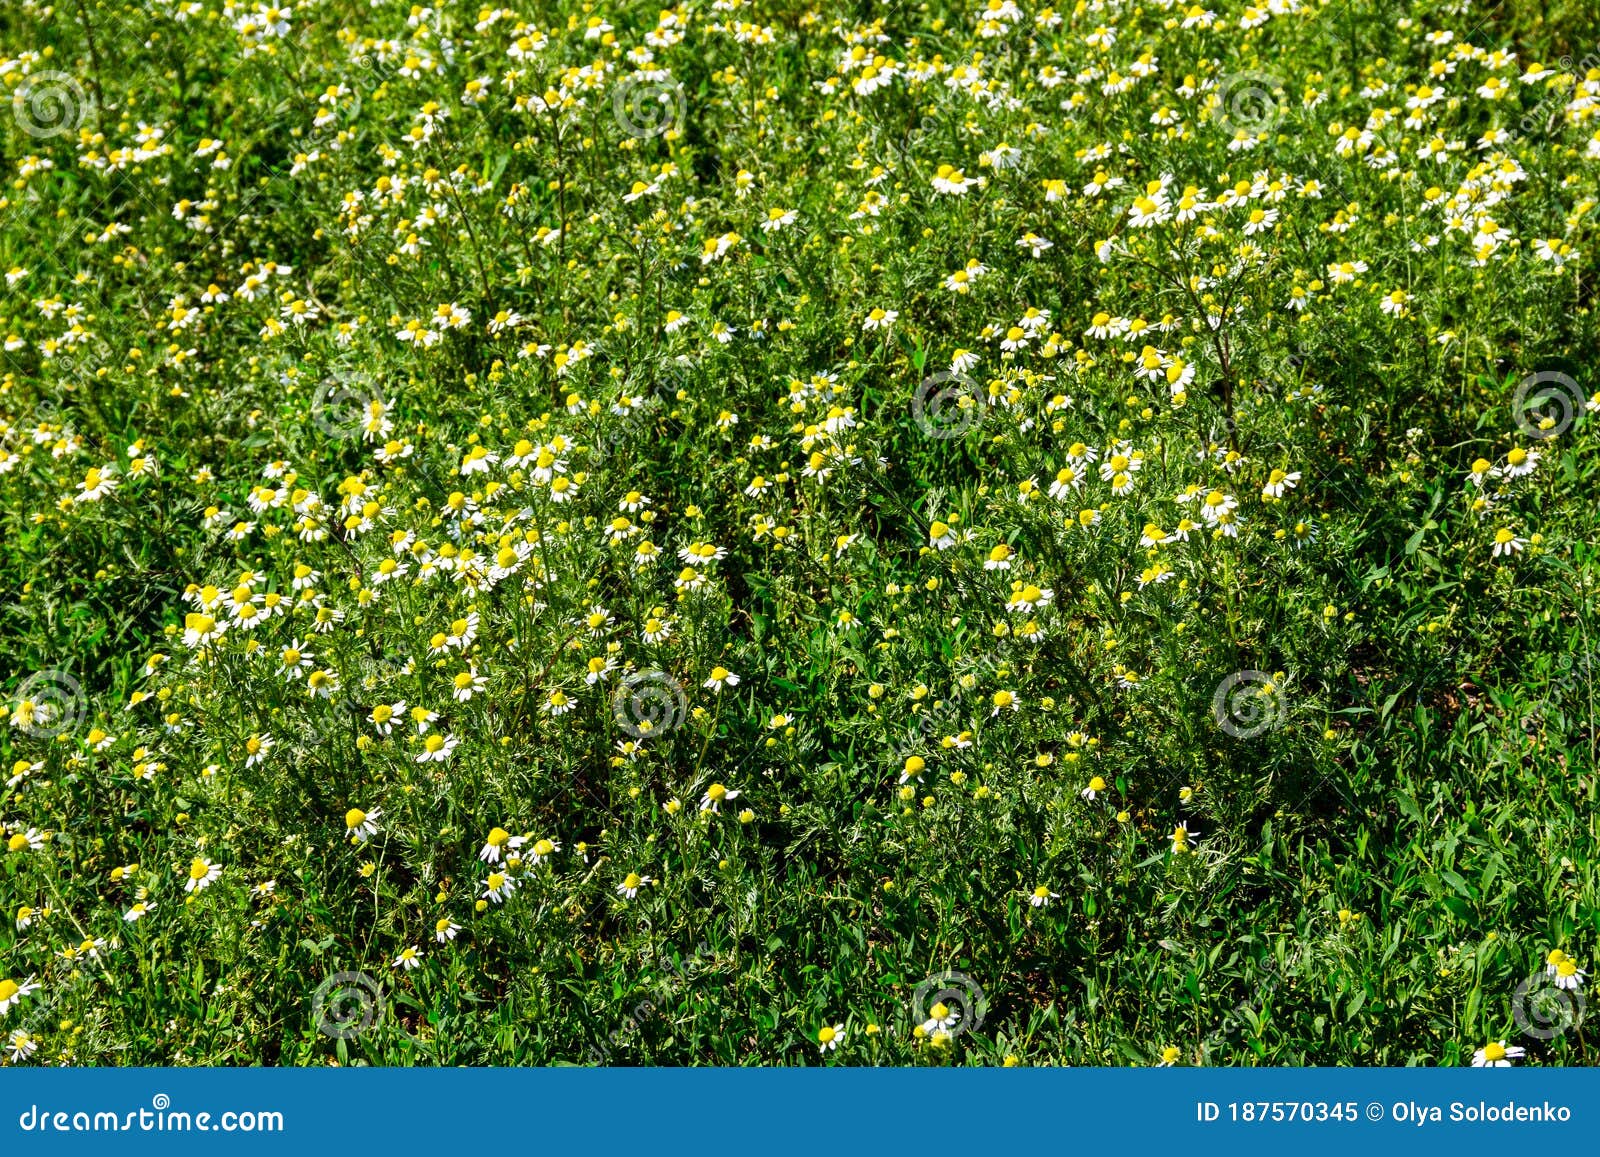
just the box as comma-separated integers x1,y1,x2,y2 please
0,0,1598,1068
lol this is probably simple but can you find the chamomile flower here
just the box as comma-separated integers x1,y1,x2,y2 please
1491,528,1525,558
699,783,741,812
921,1001,960,1034
481,872,518,904
480,828,525,863
0,976,39,1014
415,732,459,762
1471,1040,1525,1067
1551,955,1587,992
185,857,222,893
616,871,652,900
1498,446,1539,479
345,806,381,842
1261,469,1301,499
369,701,407,735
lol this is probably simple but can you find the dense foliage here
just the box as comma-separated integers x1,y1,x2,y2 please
1,0,1597,1065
